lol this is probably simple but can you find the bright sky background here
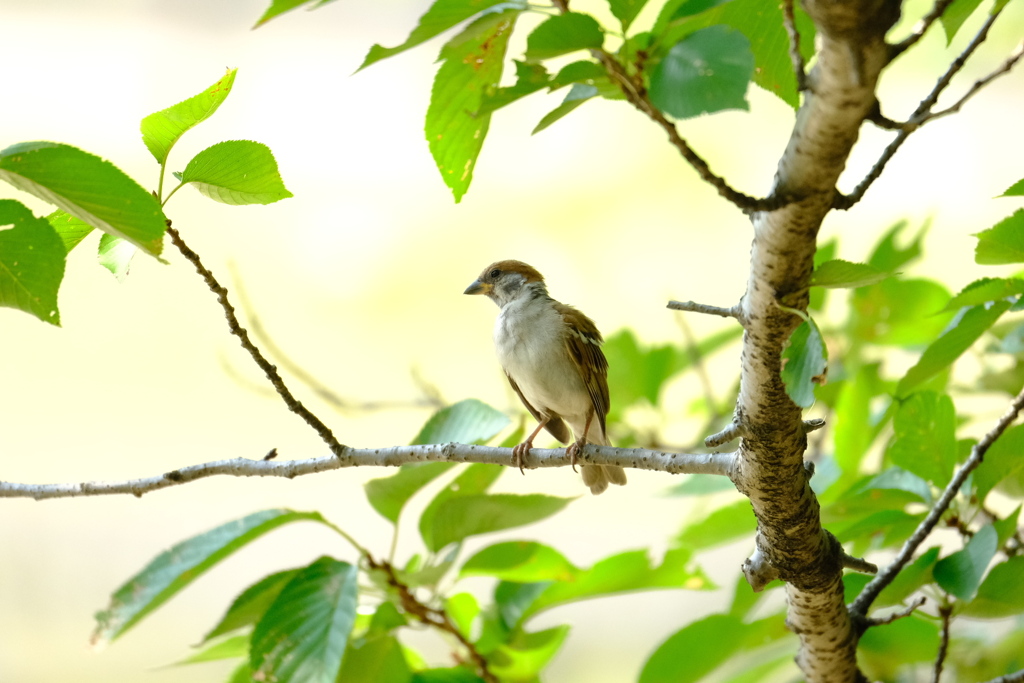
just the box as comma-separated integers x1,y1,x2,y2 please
2,1,1022,681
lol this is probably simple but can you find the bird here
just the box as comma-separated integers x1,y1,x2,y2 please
464,259,627,494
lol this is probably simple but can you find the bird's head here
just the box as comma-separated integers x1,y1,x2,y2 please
464,260,546,307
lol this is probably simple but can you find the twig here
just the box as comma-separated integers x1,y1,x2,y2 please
836,7,1009,210
851,384,1024,615
980,670,1024,683
706,421,746,447
803,418,826,434
890,0,958,58
841,549,878,574
667,300,743,320
782,0,807,92
364,553,496,683
914,41,1024,126
165,224,347,457
863,596,927,627
932,603,953,683
0,445,739,500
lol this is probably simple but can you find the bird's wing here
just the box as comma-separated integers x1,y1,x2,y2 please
505,371,571,443
554,302,610,438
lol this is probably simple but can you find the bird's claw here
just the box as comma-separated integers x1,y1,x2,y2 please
512,442,532,475
566,440,586,473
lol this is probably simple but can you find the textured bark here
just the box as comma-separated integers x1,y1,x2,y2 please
731,1,901,681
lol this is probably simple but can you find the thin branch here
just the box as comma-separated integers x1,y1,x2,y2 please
667,300,743,320
706,420,746,448
841,549,878,574
837,7,1009,210
890,0,958,58
851,384,1024,615
782,0,807,92
364,553,496,683
803,418,826,434
863,596,927,627
915,41,1024,125
981,670,1024,683
165,224,346,457
932,603,953,683
0,445,739,500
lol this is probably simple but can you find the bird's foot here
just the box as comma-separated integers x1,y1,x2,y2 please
512,442,533,475
566,439,587,473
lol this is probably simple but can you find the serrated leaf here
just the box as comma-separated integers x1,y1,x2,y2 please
178,140,292,205
250,557,359,683
532,83,598,134
607,0,649,29
476,61,549,116
357,0,512,70
141,69,237,165
962,555,1024,618
976,209,1024,264
781,318,827,408
202,569,299,643
861,467,932,504
459,541,578,582
253,0,336,28
942,277,1024,312
1002,177,1024,197
172,634,249,665
853,277,952,347
677,500,757,551
425,10,518,202
0,142,165,256
650,26,753,119
92,509,328,644
940,0,984,44
337,632,412,683
810,259,891,289
524,12,604,61
888,391,957,487
365,462,457,524
0,200,65,325
413,398,510,445
896,301,1010,397
47,209,94,253
419,463,504,549
934,524,997,601
974,423,1024,501
98,234,136,283
421,493,572,552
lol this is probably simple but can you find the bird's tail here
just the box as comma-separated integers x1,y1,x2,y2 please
581,432,627,495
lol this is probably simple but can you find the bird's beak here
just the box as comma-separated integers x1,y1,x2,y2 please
464,280,491,295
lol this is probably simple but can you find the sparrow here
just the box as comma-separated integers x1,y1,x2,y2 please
464,260,627,495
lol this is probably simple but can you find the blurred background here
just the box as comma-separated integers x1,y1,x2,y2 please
1,0,1022,681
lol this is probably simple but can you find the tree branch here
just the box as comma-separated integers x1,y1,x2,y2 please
851,384,1024,616
890,0,958,58
862,596,926,628
0,445,738,500
782,0,807,92
981,670,1024,683
166,224,347,456
931,603,953,683
836,6,1010,210
667,300,743,320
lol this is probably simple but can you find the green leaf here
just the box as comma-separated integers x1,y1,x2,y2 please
809,239,837,311
253,0,336,28
98,235,136,283
337,633,413,683
425,10,518,202
445,593,479,637
47,209,94,253
250,557,359,683
940,0,984,44
942,277,1024,312
852,278,952,347
961,555,1024,618
875,546,940,607
202,569,299,643
490,625,570,680
650,26,753,119
419,463,504,549
974,423,1024,501
607,0,649,30
858,613,938,676
810,259,891,289
141,69,237,165
411,667,484,683
676,500,757,551
869,220,927,272
832,365,881,480
92,509,328,644
976,209,1024,264
365,462,457,524
413,398,510,445
532,83,598,134
524,12,604,61
1002,177,1024,197
896,301,1011,397
521,547,712,622
357,0,512,70
494,581,551,631
476,61,550,115
421,493,573,552
639,614,755,683
172,634,249,665
177,140,292,205
0,200,65,325
934,524,998,601
459,541,578,582
994,505,1021,547
888,391,957,487
781,318,827,409
861,467,932,504
664,473,737,496
0,142,165,256
549,60,607,89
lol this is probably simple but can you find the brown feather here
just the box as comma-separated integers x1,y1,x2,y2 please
554,301,610,438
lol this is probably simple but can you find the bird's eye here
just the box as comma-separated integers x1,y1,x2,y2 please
489,268,501,278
